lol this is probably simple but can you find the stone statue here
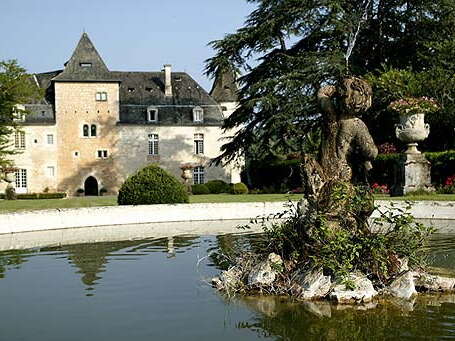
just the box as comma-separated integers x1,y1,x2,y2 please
301,77,377,229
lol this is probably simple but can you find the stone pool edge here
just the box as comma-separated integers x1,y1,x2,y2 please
0,200,454,235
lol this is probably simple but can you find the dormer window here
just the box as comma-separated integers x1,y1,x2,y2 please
128,88,135,93
80,63,92,68
147,107,158,122
96,92,107,101
193,107,204,123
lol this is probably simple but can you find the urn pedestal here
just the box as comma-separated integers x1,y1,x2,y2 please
391,153,434,196
392,113,434,196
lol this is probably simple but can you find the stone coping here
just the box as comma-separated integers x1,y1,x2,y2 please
0,200,453,235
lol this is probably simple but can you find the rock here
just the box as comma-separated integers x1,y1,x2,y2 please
247,253,283,286
212,266,244,292
386,271,417,299
398,257,409,272
415,272,455,292
302,301,332,318
330,274,378,304
294,268,331,300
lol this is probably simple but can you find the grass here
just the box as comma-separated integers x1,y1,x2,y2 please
0,194,304,214
0,193,453,214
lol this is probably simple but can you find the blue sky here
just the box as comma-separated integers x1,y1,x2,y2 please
0,0,256,91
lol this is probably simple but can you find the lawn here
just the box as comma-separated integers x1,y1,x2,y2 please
0,193,454,214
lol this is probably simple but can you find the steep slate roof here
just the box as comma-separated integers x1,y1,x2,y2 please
53,33,119,82
209,68,239,103
26,33,227,125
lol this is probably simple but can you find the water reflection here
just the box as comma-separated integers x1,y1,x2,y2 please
0,235,199,296
0,232,454,340
0,249,29,279
233,294,455,340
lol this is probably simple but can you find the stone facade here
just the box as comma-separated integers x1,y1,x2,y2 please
0,33,240,196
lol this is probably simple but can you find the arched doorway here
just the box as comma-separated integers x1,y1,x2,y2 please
84,176,99,196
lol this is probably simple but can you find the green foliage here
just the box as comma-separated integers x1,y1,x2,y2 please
205,180,230,194
230,182,249,195
248,189,433,285
366,66,455,151
191,184,210,195
244,158,301,193
0,60,43,168
370,151,455,187
0,192,66,200
206,0,455,163
117,164,189,205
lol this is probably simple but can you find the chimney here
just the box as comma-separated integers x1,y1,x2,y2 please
164,64,172,97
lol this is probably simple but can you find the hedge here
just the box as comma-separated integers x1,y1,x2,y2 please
191,184,210,195
0,192,67,200
118,164,189,205
205,180,230,194
370,150,455,186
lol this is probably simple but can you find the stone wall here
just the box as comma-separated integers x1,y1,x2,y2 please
0,125,57,193
54,82,122,195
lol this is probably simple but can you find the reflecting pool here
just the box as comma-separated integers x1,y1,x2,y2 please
1,233,455,340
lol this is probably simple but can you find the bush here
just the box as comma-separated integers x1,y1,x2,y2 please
244,158,301,193
230,182,249,194
246,188,434,285
205,180,230,194
370,150,455,187
191,184,210,195
118,164,189,205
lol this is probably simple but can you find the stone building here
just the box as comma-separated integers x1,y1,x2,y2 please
1,33,240,195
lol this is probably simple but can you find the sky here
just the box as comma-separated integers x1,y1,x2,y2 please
0,0,256,91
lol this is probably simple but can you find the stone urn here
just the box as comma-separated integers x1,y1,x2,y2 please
4,172,16,184
395,113,430,154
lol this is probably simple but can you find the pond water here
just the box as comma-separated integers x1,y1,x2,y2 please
1,233,455,340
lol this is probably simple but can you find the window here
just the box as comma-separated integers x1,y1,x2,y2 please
15,169,27,189
193,166,205,184
97,150,108,159
14,131,25,149
148,134,159,155
80,62,92,68
83,124,97,137
193,107,204,122
46,166,55,177
96,92,107,101
147,107,158,122
194,133,204,155
47,134,54,145
128,88,135,93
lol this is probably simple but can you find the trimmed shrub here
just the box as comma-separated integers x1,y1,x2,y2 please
118,164,189,205
205,180,230,194
191,184,210,195
0,192,66,200
38,193,67,199
230,182,249,194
